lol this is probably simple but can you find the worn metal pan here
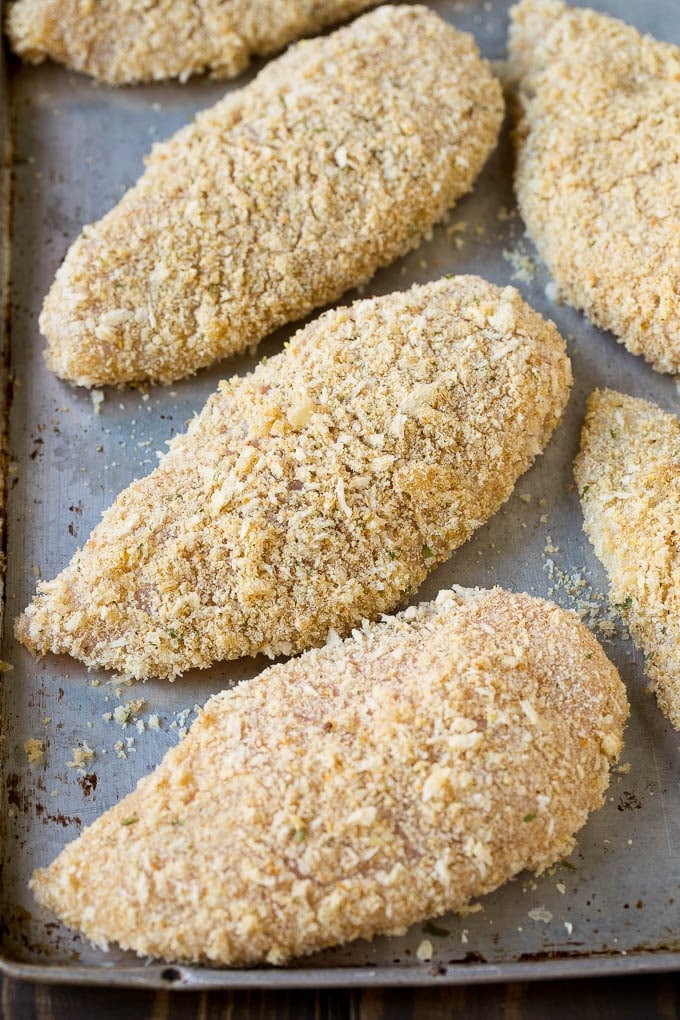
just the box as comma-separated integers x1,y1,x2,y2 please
0,0,678,989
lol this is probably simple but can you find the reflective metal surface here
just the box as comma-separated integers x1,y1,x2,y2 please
1,0,678,988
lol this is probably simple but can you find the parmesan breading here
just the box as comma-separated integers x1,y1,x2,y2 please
36,5,504,387
510,0,680,376
6,0,377,85
575,389,680,729
16,276,571,680
30,587,628,965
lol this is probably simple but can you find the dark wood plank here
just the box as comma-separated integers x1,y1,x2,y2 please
360,975,678,1020
0,981,358,1020
0,974,677,1020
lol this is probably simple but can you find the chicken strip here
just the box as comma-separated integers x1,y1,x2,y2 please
36,5,504,387
6,0,377,85
510,0,680,376
30,587,628,965
575,389,680,730
16,276,572,680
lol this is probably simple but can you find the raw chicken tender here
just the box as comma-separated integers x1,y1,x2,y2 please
37,6,504,386
31,587,627,965
6,0,378,84
575,389,680,729
17,276,571,680
510,0,680,376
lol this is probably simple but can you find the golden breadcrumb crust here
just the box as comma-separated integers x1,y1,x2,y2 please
30,587,628,965
36,5,504,387
510,0,680,376
16,276,572,680
6,0,377,84
575,389,680,729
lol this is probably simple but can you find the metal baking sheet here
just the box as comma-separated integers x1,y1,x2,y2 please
1,0,679,990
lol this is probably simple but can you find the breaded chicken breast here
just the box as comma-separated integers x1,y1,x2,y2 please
575,389,680,729
37,5,504,387
30,587,627,965
6,0,377,84
16,276,571,680
510,0,680,376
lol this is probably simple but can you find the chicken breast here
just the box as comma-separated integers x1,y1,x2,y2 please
36,5,504,387
16,276,572,680
6,0,377,85
510,0,680,376
30,587,627,965
575,389,680,729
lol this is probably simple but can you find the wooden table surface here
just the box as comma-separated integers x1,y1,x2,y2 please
1,973,678,1019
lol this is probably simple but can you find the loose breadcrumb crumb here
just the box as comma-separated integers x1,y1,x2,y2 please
66,742,95,770
528,907,553,923
24,738,44,765
502,247,537,284
112,700,147,727
416,939,434,962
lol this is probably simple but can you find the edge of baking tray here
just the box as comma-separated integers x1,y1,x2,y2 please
0,0,13,978
1,9,677,994
1,951,680,990
0,15,10,624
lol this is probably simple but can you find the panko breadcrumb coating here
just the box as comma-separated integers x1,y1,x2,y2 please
16,276,572,681
6,0,377,85
575,389,680,729
510,0,680,376
37,5,504,387
30,587,628,965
